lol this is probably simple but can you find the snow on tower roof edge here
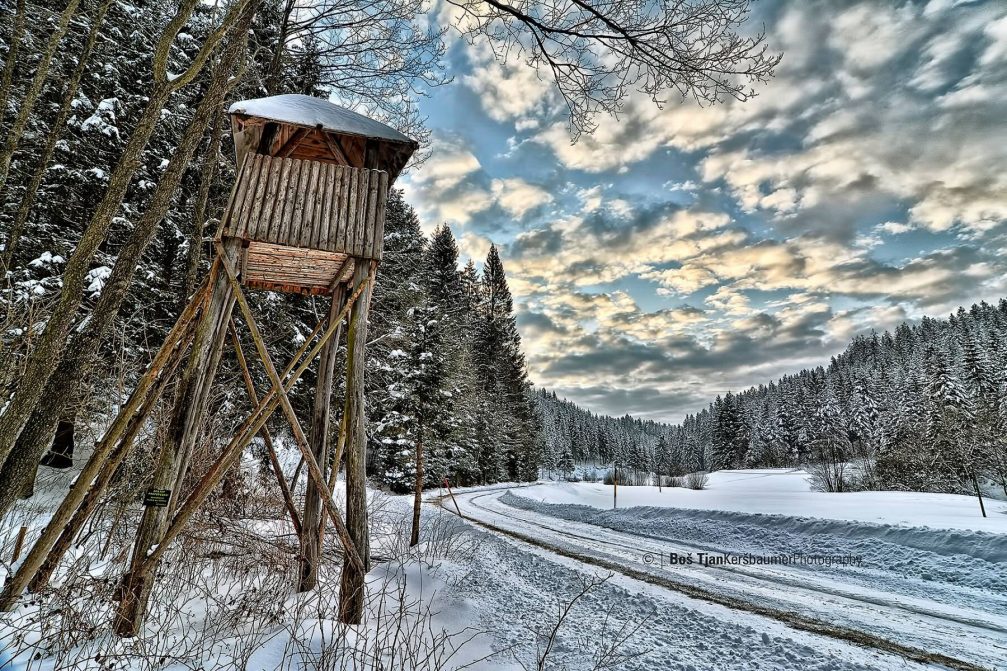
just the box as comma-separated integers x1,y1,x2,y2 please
228,94,416,145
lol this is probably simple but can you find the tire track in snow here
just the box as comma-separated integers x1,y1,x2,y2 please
437,488,997,671
488,492,1007,636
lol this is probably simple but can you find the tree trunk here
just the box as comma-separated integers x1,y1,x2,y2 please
0,0,82,196
298,287,346,592
18,463,36,499
40,417,75,469
0,30,247,518
410,433,423,547
264,0,295,94
180,109,224,307
0,0,28,132
0,101,165,475
2,0,113,271
338,263,373,625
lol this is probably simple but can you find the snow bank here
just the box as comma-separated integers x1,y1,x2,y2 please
527,469,1007,534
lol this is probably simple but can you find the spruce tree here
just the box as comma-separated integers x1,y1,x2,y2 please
473,245,539,481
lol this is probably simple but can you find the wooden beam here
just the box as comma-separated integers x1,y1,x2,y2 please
114,241,242,637
339,260,377,625
327,256,349,293
276,127,308,158
0,268,214,612
132,255,372,582
322,132,350,165
28,333,188,593
215,244,366,574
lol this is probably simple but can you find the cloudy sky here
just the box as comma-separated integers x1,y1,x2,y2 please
400,0,1007,423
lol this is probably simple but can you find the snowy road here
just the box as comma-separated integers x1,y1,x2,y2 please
441,483,1007,670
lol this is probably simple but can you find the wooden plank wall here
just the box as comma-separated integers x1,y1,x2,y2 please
220,153,390,261
242,242,354,296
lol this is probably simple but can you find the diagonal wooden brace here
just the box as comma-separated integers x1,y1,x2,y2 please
28,334,189,593
0,270,215,611
216,242,367,575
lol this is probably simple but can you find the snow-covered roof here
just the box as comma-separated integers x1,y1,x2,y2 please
228,94,415,145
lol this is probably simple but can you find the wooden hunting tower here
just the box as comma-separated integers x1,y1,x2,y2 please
224,94,418,294
0,95,419,636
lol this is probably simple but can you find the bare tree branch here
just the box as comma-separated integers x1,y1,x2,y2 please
445,0,781,137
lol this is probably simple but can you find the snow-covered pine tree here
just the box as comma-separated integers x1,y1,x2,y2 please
472,245,538,482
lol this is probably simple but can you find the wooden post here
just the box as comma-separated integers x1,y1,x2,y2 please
972,471,987,518
123,277,371,592
444,478,462,517
115,242,240,638
212,245,365,577
298,285,346,591
409,433,423,547
613,461,618,510
338,261,374,625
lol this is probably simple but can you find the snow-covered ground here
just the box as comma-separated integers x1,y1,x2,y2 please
443,470,1007,669
525,469,1007,533
5,465,1006,669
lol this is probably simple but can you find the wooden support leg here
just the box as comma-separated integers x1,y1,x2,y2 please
215,248,365,573
114,244,240,638
28,349,185,593
339,261,375,625
0,279,208,612
299,285,346,592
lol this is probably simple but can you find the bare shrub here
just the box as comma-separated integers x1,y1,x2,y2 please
808,438,850,492
602,468,650,486
685,471,709,490
0,424,485,671
514,573,649,671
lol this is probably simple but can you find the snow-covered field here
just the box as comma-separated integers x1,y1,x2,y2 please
526,469,1007,532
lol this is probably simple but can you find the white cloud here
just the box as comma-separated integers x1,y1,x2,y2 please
461,38,554,126
979,15,1007,65
491,177,553,218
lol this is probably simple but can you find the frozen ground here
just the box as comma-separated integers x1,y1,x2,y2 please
525,469,1007,533
4,463,1005,670
442,470,1007,670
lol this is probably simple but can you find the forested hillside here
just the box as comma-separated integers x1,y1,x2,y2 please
538,301,1007,497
